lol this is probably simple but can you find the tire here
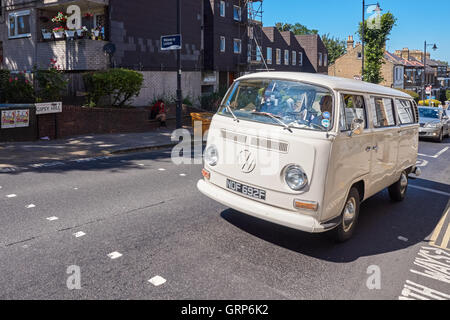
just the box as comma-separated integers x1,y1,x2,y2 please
435,129,443,143
388,171,408,202
330,187,360,243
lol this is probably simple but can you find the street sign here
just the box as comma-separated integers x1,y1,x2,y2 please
35,102,62,115
161,34,182,51
426,86,432,95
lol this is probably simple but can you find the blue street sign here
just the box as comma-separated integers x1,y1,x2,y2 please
161,34,182,51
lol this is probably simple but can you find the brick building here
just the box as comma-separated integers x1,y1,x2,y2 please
1,0,328,106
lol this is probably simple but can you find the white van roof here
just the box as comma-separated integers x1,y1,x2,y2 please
237,72,412,99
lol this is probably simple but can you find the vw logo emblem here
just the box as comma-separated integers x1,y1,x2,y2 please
238,150,256,173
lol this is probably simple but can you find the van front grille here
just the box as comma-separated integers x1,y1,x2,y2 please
221,129,289,153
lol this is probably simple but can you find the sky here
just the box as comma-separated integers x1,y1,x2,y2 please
262,0,450,63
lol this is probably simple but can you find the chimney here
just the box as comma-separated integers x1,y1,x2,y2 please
394,50,402,57
401,48,410,60
347,35,354,50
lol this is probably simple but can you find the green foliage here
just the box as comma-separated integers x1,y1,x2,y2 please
183,96,193,106
275,22,318,35
358,12,397,84
1,72,35,103
418,99,442,106
396,89,420,102
35,59,68,102
321,33,346,64
200,87,228,111
84,68,144,107
446,90,450,101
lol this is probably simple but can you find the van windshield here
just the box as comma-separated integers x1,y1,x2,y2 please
219,79,334,132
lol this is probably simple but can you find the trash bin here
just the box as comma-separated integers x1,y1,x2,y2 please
191,112,214,136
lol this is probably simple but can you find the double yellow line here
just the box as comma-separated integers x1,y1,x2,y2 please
429,202,450,250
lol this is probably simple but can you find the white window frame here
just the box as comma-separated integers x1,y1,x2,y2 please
233,5,242,21
248,44,251,62
299,52,303,66
220,1,226,17
324,53,328,67
233,38,241,54
284,50,289,65
8,10,31,39
267,47,272,64
276,49,281,65
256,45,262,61
319,52,323,67
220,36,226,53
292,51,296,66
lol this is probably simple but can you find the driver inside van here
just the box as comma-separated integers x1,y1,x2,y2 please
310,95,332,127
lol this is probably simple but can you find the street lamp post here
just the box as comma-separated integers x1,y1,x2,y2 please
176,0,182,129
421,41,438,101
361,1,381,81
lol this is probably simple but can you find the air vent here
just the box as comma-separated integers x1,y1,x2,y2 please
221,130,289,153
221,129,247,144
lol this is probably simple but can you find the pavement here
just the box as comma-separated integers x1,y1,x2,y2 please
0,129,186,171
0,136,449,300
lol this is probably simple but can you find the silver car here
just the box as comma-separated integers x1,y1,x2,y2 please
418,106,449,142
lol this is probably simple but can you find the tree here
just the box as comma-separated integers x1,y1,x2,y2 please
357,12,397,84
321,34,346,65
446,89,450,101
275,22,318,35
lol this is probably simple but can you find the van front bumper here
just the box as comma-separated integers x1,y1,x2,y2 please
197,179,336,233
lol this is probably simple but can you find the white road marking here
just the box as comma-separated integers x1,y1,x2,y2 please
73,231,86,238
46,216,59,221
415,159,429,167
138,164,145,166
107,252,122,259
400,280,450,300
409,185,450,197
74,187,78,190
418,147,449,159
148,276,166,286
158,168,166,171
26,204,36,209
6,194,17,198
398,236,409,242
179,173,186,177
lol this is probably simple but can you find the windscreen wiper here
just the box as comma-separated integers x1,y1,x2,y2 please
221,103,239,122
251,112,293,133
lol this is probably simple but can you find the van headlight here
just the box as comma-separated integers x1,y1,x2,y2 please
205,145,219,166
284,165,308,191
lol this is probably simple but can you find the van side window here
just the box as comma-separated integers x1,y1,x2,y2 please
370,97,396,128
395,99,415,125
339,94,366,131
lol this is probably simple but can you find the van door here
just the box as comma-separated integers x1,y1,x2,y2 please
395,99,419,172
367,96,400,196
327,93,372,211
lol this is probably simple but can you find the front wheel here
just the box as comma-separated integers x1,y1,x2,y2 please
388,171,408,202
330,187,360,242
435,129,443,142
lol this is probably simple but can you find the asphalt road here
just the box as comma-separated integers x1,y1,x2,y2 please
0,138,449,300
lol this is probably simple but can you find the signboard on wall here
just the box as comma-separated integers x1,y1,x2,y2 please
35,102,62,115
1,109,29,129
161,34,182,51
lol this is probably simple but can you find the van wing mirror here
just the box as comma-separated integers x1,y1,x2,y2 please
349,118,364,136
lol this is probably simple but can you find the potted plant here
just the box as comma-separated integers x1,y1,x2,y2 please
53,26,65,39
92,28,100,39
65,29,76,39
41,29,52,40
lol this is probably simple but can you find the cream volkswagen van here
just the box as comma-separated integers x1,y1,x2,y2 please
197,72,420,242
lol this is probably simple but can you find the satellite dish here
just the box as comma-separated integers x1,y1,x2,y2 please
103,43,116,55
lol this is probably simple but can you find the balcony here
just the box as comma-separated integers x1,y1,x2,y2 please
35,0,109,70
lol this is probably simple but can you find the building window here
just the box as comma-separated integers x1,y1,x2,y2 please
256,45,262,61
324,54,328,67
220,1,225,17
357,51,362,59
233,6,242,21
267,47,272,64
284,50,289,65
8,10,31,39
299,52,303,66
292,51,296,66
276,49,281,65
220,36,226,52
319,52,323,66
233,39,241,54
248,44,251,62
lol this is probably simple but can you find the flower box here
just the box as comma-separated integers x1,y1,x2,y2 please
42,31,52,40
76,29,84,37
65,30,75,39
53,31,65,39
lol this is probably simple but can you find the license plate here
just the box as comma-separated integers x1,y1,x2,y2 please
226,179,266,200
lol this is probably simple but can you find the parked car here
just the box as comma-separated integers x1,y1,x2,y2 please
418,106,449,142
197,72,421,242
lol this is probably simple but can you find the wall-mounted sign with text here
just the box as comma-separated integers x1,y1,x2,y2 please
35,102,63,115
